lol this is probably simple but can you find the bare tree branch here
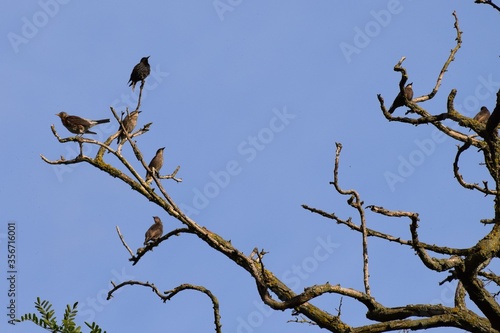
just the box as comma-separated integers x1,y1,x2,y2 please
107,281,222,333
330,142,371,295
304,204,469,256
408,212,463,272
416,11,463,102
479,271,500,287
115,226,134,258
453,140,497,195
475,0,500,12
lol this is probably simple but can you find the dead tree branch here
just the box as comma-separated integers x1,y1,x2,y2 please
453,140,497,195
303,204,469,256
331,143,371,295
475,0,500,12
107,281,222,333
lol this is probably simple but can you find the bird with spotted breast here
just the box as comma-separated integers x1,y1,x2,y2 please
144,216,163,245
145,147,165,184
56,112,110,135
117,110,141,144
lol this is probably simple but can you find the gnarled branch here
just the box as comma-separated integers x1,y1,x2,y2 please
107,281,222,333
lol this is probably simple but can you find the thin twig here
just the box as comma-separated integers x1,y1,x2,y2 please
336,297,343,318
303,204,469,256
136,80,145,112
288,315,317,326
331,143,371,296
416,11,462,102
158,165,182,182
479,271,500,287
453,141,497,195
116,226,134,257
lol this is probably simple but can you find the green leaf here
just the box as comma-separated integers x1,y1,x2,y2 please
17,298,106,333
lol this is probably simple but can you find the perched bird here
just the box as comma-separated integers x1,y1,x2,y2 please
473,106,490,124
56,112,110,135
128,56,151,91
145,147,165,184
144,216,163,245
117,111,141,144
388,82,413,114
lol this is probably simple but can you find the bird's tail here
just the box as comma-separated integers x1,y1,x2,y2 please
95,119,110,124
388,104,396,114
86,130,97,135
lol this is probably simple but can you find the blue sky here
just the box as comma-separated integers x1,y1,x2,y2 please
1,1,499,332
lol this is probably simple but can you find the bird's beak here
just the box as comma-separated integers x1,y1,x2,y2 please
147,56,150,59
409,82,413,85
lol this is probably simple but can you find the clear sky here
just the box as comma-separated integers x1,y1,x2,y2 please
1,1,499,332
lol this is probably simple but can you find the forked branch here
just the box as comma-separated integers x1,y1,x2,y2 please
453,141,497,195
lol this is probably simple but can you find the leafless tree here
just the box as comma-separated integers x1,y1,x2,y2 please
42,4,500,333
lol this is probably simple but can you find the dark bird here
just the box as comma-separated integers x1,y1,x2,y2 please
145,147,165,184
473,106,490,124
117,111,141,144
56,112,110,135
128,56,151,91
144,216,163,245
388,82,413,114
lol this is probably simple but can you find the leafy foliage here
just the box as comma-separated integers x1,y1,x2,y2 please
16,298,105,333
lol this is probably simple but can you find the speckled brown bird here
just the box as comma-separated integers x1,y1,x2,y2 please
117,111,141,144
388,83,413,114
56,112,110,135
145,147,165,184
144,216,163,245
128,56,151,91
